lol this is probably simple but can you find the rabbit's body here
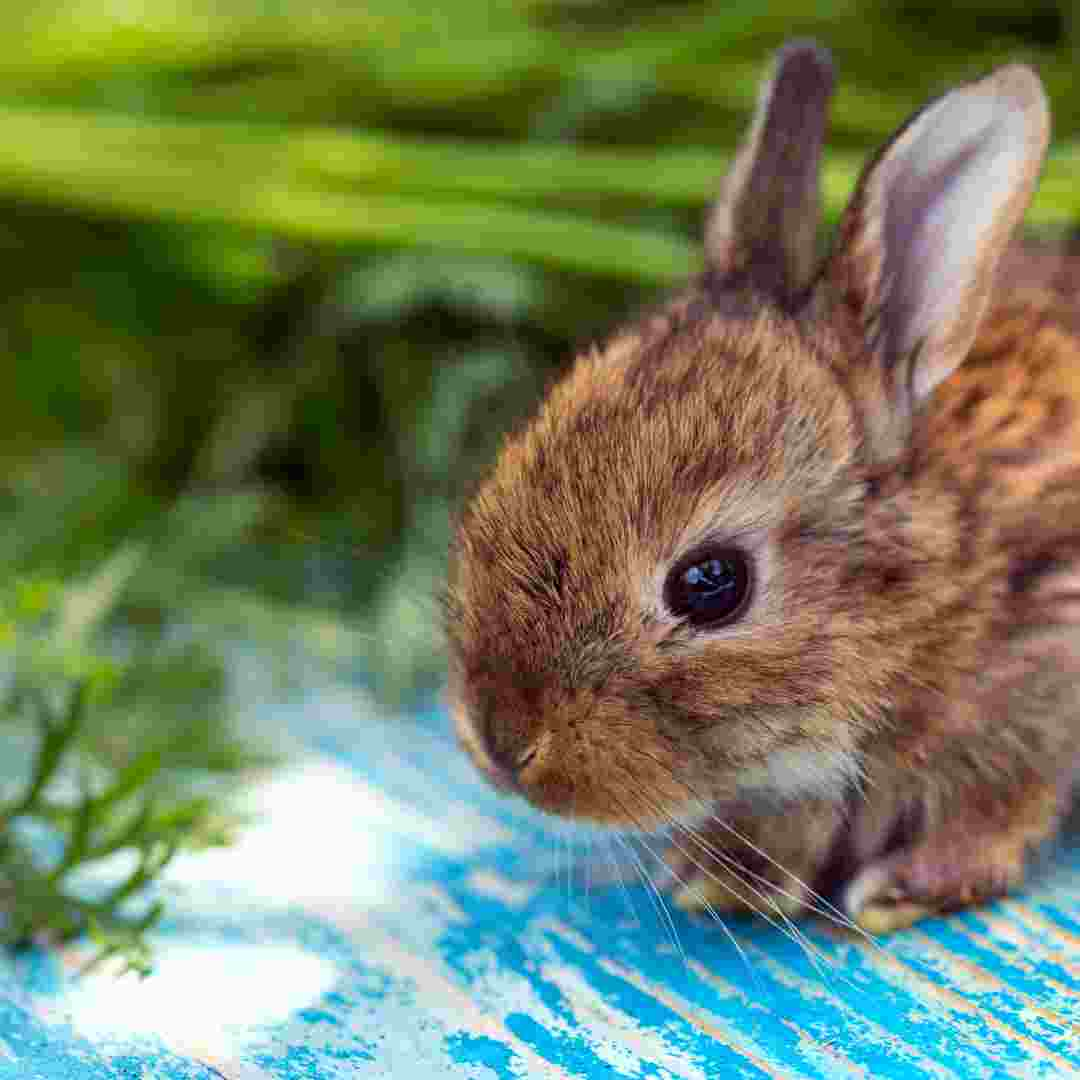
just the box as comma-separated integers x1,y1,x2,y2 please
447,45,1080,931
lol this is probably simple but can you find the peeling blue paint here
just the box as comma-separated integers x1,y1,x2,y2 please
1,686,1077,1077
445,1032,519,1077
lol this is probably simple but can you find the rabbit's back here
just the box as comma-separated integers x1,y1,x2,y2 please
923,243,1080,528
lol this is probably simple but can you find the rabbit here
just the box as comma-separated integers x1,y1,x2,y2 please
444,40,1080,934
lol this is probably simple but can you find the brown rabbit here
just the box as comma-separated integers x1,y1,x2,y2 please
445,41,1080,933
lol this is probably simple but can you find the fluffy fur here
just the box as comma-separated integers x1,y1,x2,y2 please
446,43,1080,930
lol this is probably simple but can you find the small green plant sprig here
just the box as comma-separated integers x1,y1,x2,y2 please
0,567,259,977
0,679,236,976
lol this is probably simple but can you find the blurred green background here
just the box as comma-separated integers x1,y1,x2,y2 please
2,0,1078,700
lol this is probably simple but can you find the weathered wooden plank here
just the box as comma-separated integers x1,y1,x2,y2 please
1,685,1076,1078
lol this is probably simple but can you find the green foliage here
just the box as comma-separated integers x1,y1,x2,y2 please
0,480,272,974
0,677,231,977
0,3,1076,280
0,0,1074,704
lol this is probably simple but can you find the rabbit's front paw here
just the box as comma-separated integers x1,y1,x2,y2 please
842,782,1061,933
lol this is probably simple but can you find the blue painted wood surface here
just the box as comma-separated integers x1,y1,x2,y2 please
1,683,1078,1078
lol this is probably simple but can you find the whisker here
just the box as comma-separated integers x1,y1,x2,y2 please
558,819,570,904
630,825,762,986
616,757,882,990
602,832,641,929
606,795,688,966
584,828,594,914
639,762,882,953
614,832,687,966
550,828,559,893
632,791,829,981
682,811,857,935
704,812,884,953
565,822,580,913
666,816,837,985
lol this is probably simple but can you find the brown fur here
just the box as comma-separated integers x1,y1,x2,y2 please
446,47,1080,927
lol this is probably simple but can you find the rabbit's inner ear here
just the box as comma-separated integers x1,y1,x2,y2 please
826,64,1050,416
706,40,833,299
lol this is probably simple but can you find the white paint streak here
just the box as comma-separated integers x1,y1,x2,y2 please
971,909,1080,988
63,941,337,1074
847,940,1078,1076
597,956,798,1080
749,946,960,1080
533,917,596,956
165,757,511,911
780,1018,872,1080
536,958,708,1080
412,883,471,926
466,869,537,910
360,934,572,1080
902,931,1080,1047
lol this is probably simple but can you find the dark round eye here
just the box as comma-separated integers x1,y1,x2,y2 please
664,548,751,627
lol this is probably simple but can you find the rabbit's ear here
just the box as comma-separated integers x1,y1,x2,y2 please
706,40,834,298
825,64,1049,425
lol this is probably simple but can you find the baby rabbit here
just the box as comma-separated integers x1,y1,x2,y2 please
446,41,1080,933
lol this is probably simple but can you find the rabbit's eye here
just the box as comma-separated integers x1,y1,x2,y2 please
665,548,751,627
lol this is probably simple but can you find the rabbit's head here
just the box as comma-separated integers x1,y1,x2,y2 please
446,44,1050,829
